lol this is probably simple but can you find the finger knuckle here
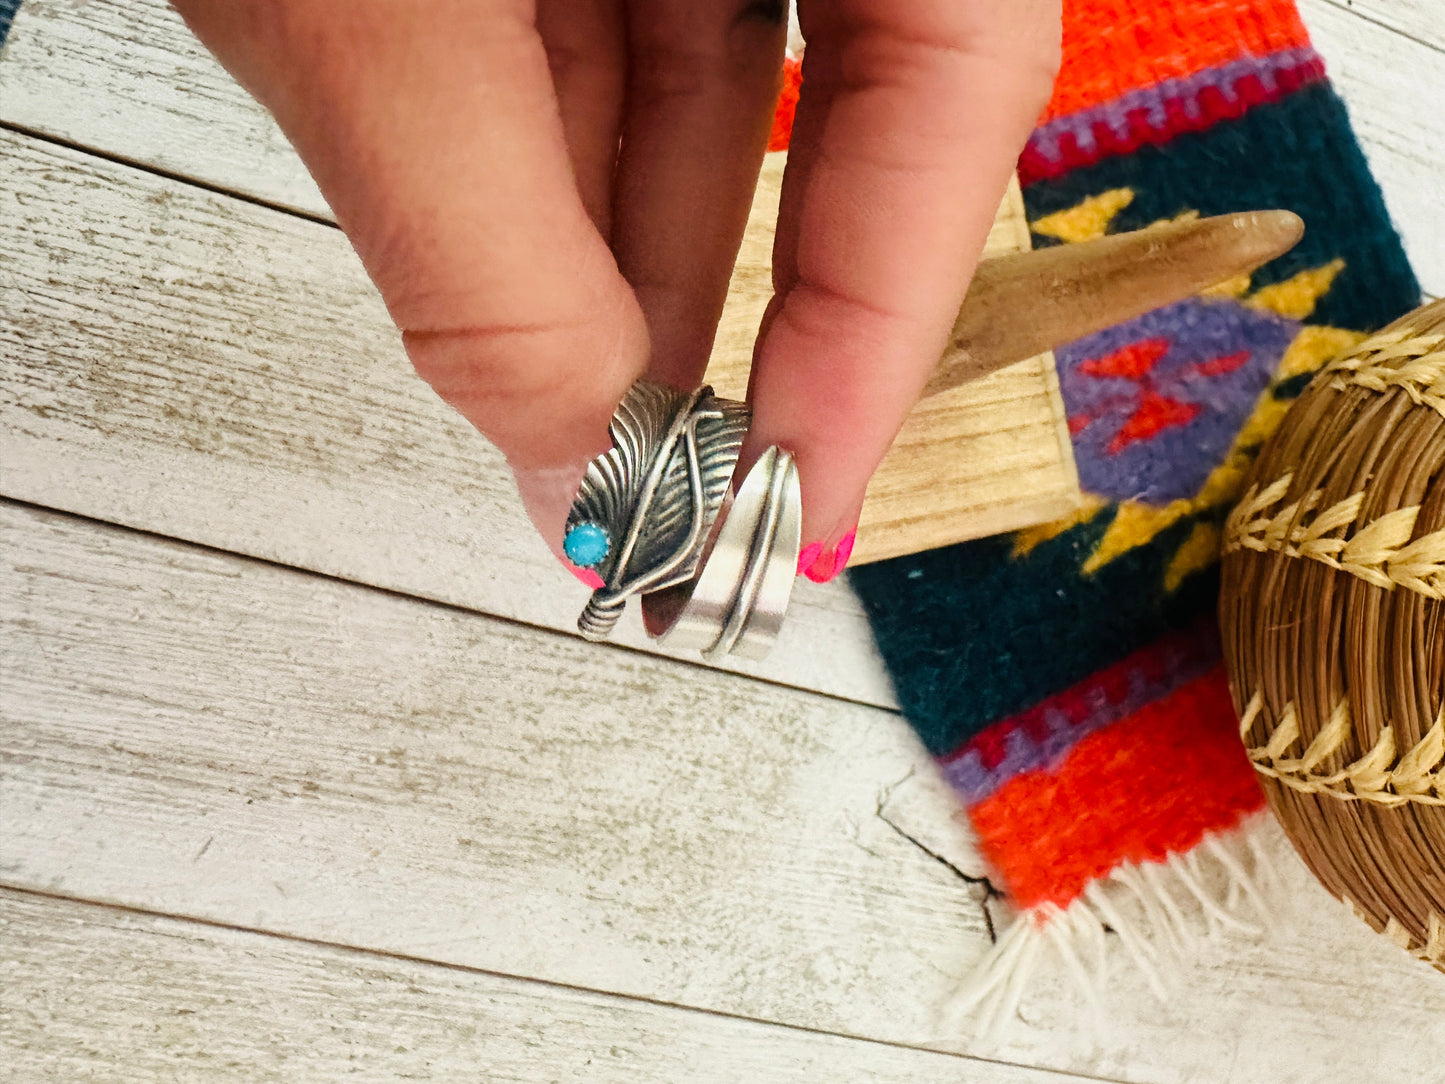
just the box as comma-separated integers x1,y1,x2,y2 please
404,324,575,409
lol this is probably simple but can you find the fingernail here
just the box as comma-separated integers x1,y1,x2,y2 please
797,541,823,576
809,552,843,586
802,549,837,583
801,528,857,584
510,458,610,588
569,565,605,590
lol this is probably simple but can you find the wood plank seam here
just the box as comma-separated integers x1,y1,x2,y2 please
0,493,899,722
0,118,341,230
1,883,991,1066
1316,0,1445,53
0,500,1020,1056
0,888,1105,1083
0,127,901,709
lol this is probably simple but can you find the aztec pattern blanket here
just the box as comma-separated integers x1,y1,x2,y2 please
830,0,1420,1018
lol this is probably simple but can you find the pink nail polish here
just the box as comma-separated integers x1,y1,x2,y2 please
570,566,605,590
802,528,858,584
803,548,837,583
797,541,823,576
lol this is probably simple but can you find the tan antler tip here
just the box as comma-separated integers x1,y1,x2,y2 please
930,209,1309,395
1217,208,1306,263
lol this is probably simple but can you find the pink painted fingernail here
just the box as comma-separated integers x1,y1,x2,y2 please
803,548,837,583
797,541,823,576
569,566,605,590
802,528,857,584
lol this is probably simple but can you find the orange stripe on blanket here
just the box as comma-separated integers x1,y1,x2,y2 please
1045,0,1312,123
969,666,1264,911
768,54,803,152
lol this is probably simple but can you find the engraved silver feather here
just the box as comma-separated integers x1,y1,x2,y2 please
565,382,751,640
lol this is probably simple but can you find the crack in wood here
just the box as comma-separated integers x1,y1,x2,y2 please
872,778,1004,945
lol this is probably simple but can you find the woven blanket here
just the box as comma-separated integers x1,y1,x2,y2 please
827,0,1419,1019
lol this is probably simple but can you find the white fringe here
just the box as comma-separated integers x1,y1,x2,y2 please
939,812,1289,1036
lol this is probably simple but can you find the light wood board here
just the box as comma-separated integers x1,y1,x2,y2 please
4,501,1443,1083
1,889,1096,1084
1316,0,1444,50
0,502,991,1047
0,128,897,710
1302,0,1445,301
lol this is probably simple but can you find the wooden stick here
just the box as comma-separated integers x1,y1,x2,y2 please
925,210,1306,396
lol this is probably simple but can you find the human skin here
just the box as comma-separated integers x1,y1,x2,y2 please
171,0,1060,581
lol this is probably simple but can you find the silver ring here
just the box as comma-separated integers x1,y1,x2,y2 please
563,381,801,660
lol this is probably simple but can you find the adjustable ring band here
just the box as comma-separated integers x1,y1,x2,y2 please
563,381,801,660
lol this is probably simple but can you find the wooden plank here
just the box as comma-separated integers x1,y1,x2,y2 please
0,501,990,1046
0,128,896,710
0,0,330,218
0,890,1092,1084
1313,0,1444,50
4,502,1443,1083
2,0,1438,299
1297,0,1444,300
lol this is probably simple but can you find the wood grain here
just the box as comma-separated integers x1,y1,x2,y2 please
1298,0,1445,299
4,502,1443,1083
0,128,895,710
855,178,1079,562
1,890,1093,1084
1314,0,1444,50
1,0,1438,300
0,501,988,1046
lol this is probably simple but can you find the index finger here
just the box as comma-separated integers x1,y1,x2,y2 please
743,0,1061,580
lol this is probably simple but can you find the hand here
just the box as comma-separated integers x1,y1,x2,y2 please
174,0,1060,582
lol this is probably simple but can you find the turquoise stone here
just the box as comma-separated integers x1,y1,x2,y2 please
563,522,610,568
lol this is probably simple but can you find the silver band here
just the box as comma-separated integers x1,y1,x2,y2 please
564,381,801,660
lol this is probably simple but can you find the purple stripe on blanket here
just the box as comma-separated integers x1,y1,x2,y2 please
940,622,1221,805
1025,47,1325,168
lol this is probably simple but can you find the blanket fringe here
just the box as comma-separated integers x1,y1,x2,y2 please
941,812,1286,1035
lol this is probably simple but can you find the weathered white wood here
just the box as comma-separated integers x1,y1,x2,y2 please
0,890,1092,1084
1316,0,1444,50
4,502,1443,1083
0,129,896,710
1,0,330,217
0,501,990,1045
2,0,1439,296
1299,0,1445,300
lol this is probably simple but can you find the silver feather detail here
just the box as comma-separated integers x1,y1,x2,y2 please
567,382,750,640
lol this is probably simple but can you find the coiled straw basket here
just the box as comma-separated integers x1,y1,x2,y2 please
1220,298,1445,970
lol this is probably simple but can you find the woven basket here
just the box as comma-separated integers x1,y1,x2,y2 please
1220,298,1445,970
